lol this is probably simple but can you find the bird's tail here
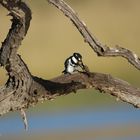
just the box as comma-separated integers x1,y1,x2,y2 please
62,69,67,74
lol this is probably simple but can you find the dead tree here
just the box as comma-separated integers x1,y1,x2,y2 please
0,0,140,130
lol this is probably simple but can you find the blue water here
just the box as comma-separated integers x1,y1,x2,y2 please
0,104,140,139
0,106,140,132
28,106,140,131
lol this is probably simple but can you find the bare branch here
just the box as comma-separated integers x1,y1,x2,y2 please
20,109,28,131
0,0,140,130
0,0,32,66
48,0,140,70
0,0,33,118
33,72,140,108
1,72,140,117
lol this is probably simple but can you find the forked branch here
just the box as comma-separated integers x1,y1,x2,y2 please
0,0,140,130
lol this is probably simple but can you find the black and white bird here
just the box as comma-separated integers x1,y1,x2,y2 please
62,53,85,74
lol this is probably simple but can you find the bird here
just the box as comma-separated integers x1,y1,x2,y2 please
62,52,85,74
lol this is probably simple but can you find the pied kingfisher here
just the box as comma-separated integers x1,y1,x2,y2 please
62,53,85,74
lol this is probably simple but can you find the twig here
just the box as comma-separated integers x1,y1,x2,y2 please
20,109,28,131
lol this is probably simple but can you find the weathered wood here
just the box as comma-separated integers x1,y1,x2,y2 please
0,0,140,130
48,0,140,70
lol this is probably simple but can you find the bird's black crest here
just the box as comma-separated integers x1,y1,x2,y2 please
73,53,82,60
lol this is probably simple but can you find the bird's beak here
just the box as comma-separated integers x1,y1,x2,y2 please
78,61,84,69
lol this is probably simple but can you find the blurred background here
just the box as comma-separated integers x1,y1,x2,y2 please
0,0,140,139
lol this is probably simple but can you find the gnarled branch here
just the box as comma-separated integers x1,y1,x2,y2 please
48,0,140,70
0,0,140,130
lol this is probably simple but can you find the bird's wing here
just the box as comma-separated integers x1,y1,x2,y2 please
62,56,71,73
64,56,71,68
